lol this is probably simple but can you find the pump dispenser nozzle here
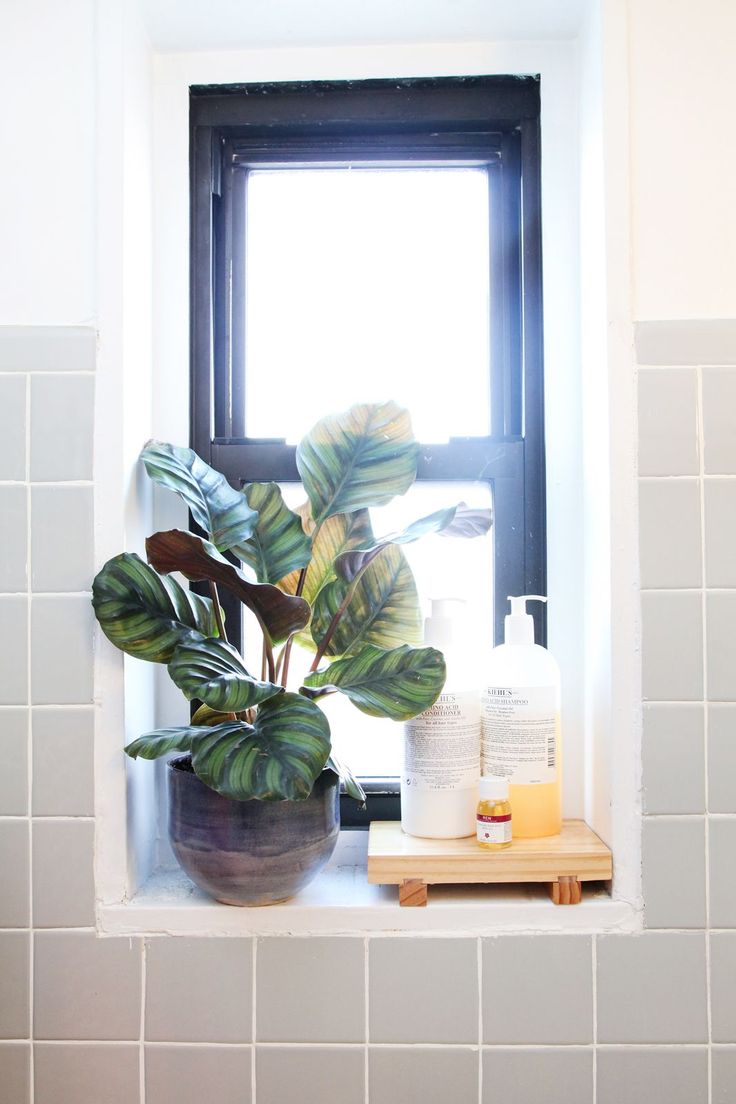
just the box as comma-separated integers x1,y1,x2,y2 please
504,594,547,645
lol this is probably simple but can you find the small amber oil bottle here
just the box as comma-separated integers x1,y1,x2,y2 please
476,777,512,849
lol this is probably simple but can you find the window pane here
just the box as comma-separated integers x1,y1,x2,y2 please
241,481,493,778
244,168,491,443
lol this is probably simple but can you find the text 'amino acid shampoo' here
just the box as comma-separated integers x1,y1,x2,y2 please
480,596,561,838
402,599,481,839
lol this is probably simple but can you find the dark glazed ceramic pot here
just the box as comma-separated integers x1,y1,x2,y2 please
168,757,340,906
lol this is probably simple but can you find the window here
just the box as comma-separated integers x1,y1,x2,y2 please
190,77,545,817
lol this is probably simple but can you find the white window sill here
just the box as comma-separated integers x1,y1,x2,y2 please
99,832,639,936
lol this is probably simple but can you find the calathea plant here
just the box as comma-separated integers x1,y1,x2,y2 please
92,401,492,805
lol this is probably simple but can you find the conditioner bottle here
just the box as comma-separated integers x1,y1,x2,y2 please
402,599,480,838
480,595,561,838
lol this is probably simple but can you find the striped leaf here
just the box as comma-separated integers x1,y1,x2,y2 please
146,530,310,646
190,694,331,801
335,503,493,582
141,441,257,552
311,545,422,657
304,644,446,720
124,727,197,760
92,553,217,663
168,638,283,712
296,402,418,526
326,752,367,805
233,483,312,584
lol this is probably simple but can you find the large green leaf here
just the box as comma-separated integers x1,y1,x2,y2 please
326,752,366,805
141,441,258,552
296,401,418,526
304,643,446,720
124,727,197,760
311,545,422,657
168,638,283,713
190,694,331,801
232,483,312,584
335,503,493,582
92,553,217,663
146,530,310,646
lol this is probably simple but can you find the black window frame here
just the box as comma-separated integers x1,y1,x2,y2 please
189,76,545,824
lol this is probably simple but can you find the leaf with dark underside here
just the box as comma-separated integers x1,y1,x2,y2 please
124,727,198,760
92,552,218,663
168,638,283,712
335,503,493,582
190,694,331,801
232,482,312,585
141,441,258,552
296,401,418,526
326,752,367,805
304,644,446,720
311,545,422,657
146,529,310,646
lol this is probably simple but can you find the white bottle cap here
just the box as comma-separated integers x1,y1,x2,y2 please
479,776,509,801
504,594,548,645
424,598,466,650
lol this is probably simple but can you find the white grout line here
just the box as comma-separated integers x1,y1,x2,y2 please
251,938,257,1104
140,941,147,1103
697,366,713,1104
364,936,370,1104
477,936,483,1104
25,368,35,1104
592,936,598,1103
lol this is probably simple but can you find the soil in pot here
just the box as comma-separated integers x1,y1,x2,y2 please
167,756,340,906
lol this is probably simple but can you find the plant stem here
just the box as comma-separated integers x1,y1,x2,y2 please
280,564,309,688
308,575,361,672
208,581,228,643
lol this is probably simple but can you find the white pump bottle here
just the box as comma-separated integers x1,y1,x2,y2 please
480,595,561,838
401,599,480,839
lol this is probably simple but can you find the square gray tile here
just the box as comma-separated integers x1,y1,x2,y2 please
712,1047,736,1104
146,937,252,1042
0,818,30,927
482,935,592,1043
703,367,736,473
147,1045,252,1104
31,486,94,592
639,478,701,588
32,819,95,927
32,707,94,816
0,486,27,592
0,1042,30,1103
34,931,142,1040
597,1047,707,1104
372,1047,477,1104
638,368,699,476
705,479,736,586
0,326,96,373
0,597,28,704
481,1048,593,1104
369,937,477,1043
0,375,26,480
259,1046,363,1104
707,593,736,702
710,819,736,928
642,817,706,928
0,708,28,815
30,375,93,482
31,597,93,704
641,592,703,701
642,704,705,814
711,933,736,1041
0,932,30,1037
257,937,364,1042
34,1043,139,1104
597,933,707,1042
709,705,736,813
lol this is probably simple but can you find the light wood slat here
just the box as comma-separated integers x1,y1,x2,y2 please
367,819,612,887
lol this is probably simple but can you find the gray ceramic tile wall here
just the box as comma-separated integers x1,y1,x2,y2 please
2,331,736,1103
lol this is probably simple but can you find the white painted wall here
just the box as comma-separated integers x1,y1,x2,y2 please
628,0,736,321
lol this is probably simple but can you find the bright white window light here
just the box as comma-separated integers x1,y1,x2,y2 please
244,167,491,443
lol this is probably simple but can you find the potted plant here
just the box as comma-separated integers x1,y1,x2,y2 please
92,401,491,905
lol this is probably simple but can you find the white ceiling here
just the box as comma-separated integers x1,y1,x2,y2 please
142,0,586,53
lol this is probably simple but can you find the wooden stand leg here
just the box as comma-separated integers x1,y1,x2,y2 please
549,876,582,905
399,879,428,907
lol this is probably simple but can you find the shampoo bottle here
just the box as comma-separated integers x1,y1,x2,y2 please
401,599,481,839
480,595,561,838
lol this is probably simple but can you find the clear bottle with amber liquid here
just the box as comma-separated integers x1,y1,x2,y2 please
476,776,512,849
